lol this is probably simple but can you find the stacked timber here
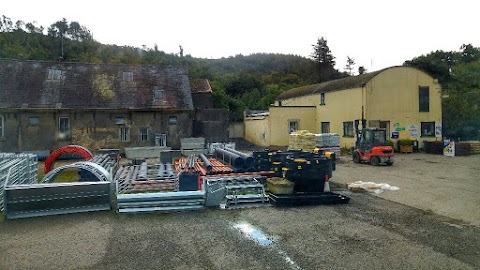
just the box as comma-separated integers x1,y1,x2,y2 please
455,142,471,156
467,141,480,154
423,141,444,154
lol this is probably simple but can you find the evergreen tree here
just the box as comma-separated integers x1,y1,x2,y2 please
344,56,355,76
311,37,336,82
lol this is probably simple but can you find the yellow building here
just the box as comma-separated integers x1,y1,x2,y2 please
244,66,442,149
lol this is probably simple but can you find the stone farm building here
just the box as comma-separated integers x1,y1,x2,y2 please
0,59,228,153
244,66,442,149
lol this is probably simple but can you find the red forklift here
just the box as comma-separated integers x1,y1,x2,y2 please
353,119,394,166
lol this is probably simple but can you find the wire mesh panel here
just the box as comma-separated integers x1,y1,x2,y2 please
0,153,38,211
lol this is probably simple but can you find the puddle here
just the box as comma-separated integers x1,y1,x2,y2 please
232,222,303,270
233,222,273,246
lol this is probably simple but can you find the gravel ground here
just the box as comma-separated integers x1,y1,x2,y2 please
333,152,480,227
1,153,479,270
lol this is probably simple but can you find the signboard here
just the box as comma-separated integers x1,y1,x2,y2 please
443,138,455,157
393,122,405,132
391,132,399,139
407,124,419,139
435,124,442,138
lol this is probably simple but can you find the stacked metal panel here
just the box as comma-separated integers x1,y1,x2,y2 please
115,162,178,193
204,175,268,208
4,153,116,219
115,162,206,213
0,153,38,211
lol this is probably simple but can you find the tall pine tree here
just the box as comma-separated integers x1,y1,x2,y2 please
311,37,336,82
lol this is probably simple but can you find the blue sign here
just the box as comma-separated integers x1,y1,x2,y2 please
391,132,399,139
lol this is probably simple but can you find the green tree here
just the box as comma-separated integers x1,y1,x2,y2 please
358,66,367,75
344,56,355,76
311,37,336,82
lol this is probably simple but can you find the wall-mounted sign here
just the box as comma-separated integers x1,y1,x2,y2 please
407,124,419,139
435,124,442,138
391,132,399,139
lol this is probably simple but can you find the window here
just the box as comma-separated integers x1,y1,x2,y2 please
169,116,177,124
119,127,130,142
115,117,126,125
421,122,435,137
156,133,167,147
380,121,390,138
154,89,164,99
321,122,330,133
320,93,325,105
58,117,70,139
343,121,354,137
419,86,429,112
0,115,3,138
29,117,40,126
47,69,65,80
123,72,133,81
289,120,299,133
139,127,149,142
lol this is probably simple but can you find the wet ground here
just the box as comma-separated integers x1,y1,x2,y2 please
1,153,479,269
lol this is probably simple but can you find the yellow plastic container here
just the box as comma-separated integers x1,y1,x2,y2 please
267,177,295,194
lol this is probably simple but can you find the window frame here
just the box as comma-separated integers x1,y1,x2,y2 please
321,122,330,133
421,122,435,137
419,86,430,112
58,117,71,139
154,89,164,100
343,121,354,137
320,93,325,105
139,127,149,142
289,120,299,133
29,116,40,126
168,116,177,125
119,127,130,142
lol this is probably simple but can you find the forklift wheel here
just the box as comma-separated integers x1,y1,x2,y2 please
353,152,361,164
370,156,380,166
386,161,393,166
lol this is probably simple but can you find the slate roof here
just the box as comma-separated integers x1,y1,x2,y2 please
275,68,390,101
189,79,212,93
0,59,193,110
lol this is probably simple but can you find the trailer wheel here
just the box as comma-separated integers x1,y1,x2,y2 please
370,156,380,166
353,152,361,164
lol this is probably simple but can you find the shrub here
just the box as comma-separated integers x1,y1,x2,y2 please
398,139,413,146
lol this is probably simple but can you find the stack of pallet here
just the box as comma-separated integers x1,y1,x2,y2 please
315,133,341,158
467,141,480,154
289,130,316,150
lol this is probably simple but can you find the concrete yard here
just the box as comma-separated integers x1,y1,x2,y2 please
334,152,480,227
0,153,479,270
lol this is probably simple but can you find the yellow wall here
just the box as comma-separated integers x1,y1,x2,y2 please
317,87,363,148
269,106,316,146
278,89,363,148
244,116,270,146
365,66,442,146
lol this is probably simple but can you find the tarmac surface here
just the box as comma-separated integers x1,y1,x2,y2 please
1,153,479,270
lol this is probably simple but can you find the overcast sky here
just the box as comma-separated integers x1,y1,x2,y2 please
3,0,478,72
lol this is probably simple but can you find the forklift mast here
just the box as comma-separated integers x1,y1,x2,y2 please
354,119,367,148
